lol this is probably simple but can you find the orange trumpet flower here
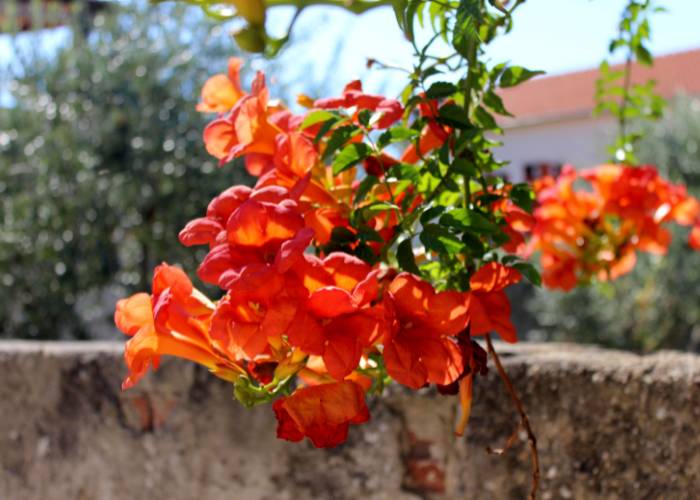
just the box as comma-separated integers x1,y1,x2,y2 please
114,264,244,390
273,380,370,448
196,58,246,113
382,273,468,389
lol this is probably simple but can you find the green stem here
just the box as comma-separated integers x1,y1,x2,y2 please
618,50,633,156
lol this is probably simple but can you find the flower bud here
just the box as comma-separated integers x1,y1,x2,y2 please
296,93,315,109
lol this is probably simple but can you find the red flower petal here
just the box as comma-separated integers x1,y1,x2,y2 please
468,290,517,343
287,311,325,355
469,262,521,293
307,287,357,317
273,381,369,448
179,218,224,247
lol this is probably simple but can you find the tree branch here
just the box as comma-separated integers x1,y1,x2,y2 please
265,0,393,14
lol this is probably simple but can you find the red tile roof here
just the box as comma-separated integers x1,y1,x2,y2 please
499,47,700,127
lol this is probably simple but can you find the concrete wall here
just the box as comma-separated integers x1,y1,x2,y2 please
1,341,699,500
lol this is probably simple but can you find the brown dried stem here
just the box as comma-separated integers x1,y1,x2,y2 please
485,334,540,500
486,422,521,455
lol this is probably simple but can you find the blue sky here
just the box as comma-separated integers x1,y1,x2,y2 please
272,0,700,95
1,0,699,98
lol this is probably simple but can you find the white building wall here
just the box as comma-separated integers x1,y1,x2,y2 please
495,115,618,183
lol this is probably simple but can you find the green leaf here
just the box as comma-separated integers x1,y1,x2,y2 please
452,0,482,59
440,208,500,234
397,238,421,274
420,224,464,254
499,66,544,88
420,66,442,79
510,183,535,212
513,262,542,287
323,125,361,162
420,205,446,225
354,174,379,204
357,226,385,243
301,110,339,130
501,255,520,265
425,81,458,99
635,44,653,66
388,163,420,183
401,81,416,106
403,0,424,41
332,143,370,175
378,127,418,149
364,201,399,213
474,105,498,130
452,158,478,177
482,89,513,117
355,242,380,265
314,117,341,144
437,103,471,129
462,232,486,254
391,0,409,32
330,226,357,244
357,108,373,127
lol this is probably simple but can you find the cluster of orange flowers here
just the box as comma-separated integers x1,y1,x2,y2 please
115,58,524,447
529,164,700,290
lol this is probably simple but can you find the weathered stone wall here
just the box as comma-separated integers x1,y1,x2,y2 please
1,341,699,500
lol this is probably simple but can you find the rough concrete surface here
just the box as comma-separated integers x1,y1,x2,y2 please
1,341,699,500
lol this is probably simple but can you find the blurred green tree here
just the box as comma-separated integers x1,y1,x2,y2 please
524,95,700,352
0,3,253,339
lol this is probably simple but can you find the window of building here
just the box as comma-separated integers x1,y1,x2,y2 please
524,162,562,181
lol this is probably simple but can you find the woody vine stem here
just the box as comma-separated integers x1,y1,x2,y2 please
486,334,540,499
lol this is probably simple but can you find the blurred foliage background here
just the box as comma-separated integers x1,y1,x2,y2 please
0,2,253,339
523,95,700,353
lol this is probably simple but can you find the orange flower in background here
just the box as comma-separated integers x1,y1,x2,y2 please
196,58,246,113
530,164,700,290
476,185,535,255
582,164,699,225
529,167,603,289
383,273,468,389
539,253,578,291
468,263,521,343
273,380,370,448
690,223,700,250
115,264,243,390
